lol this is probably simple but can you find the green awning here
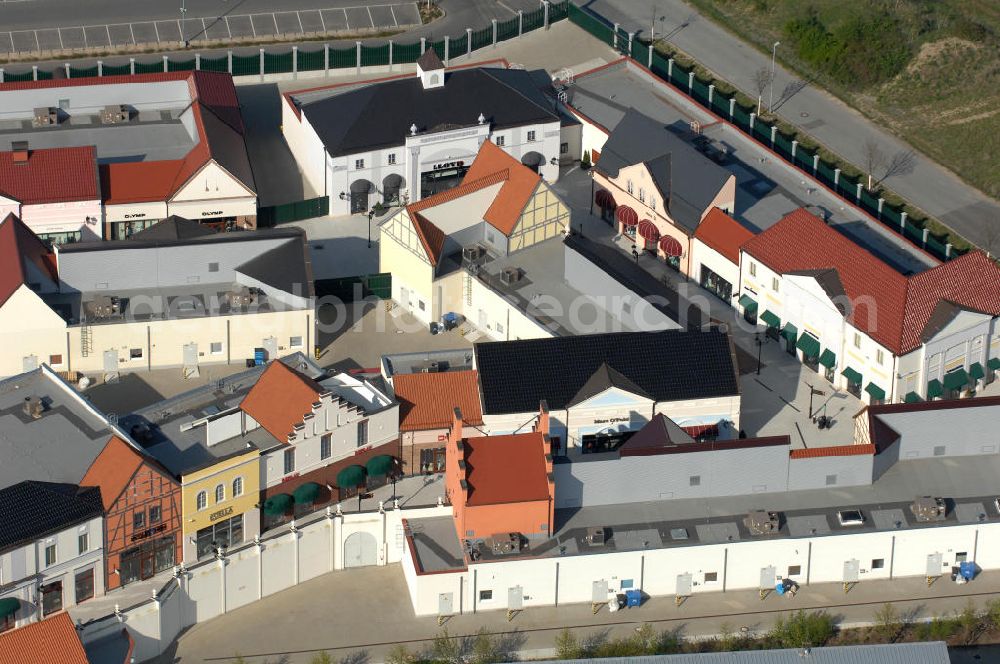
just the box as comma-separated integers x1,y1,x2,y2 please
738,294,757,313
760,310,780,329
989,358,1000,371
366,455,395,477
781,322,798,342
818,349,837,368
841,367,862,385
336,465,366,489
865,382,886,400
796,332,821,358
926,379,943,399
292,482,321,505
943,368,968,391
904,391,923,403
0,597,18,619
970,363,985,380
262,493,292,516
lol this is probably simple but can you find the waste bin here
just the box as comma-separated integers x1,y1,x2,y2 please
625,589,642,607
960,561,976,581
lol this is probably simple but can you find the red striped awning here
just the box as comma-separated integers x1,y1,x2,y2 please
682,423,719,439
659,235,683,257
637,219,660,242
595,189,616,209
616,205,638,227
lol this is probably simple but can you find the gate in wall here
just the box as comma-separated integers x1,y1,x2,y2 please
343,531,378,568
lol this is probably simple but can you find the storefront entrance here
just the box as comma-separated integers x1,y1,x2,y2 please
581,430,635,454
419,447,446,474
420,163,469,198
195,514,244,560
700,265,732,302
110,218,158,241
120,536,175,586
41,581,62,616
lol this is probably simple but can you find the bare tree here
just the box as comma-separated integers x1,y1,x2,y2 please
864,140,917,191
862,139,887,191
752,68,771,116
881,149,917,183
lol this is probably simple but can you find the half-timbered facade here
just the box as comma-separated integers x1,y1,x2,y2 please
81,436,182,590
379,140,569,327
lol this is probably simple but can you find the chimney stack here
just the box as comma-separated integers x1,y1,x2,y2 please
11,141,29,165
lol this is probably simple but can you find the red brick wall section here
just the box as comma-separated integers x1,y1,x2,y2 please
104,463,182,591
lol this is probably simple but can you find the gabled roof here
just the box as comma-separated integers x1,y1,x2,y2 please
567,362,652,407
81,435,163,510
0,213,57,307
596,108,732,233
742,208,1000,354
416,48,445,72
461,139,541,235
475,329,740,414
618,413,695,454
240,361,326,442
0,613,90,664
462,432,550,506
0,481,103,552
0,145,99,205
394,370,484,431
408,211,447,266
693,207,754,265
297,67,558,157
129,216,216,241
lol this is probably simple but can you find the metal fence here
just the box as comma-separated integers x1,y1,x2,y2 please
315,273,392,301
257,196,329,226
567,6,963,262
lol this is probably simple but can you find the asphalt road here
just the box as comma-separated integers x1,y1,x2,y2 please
576,0,1000,251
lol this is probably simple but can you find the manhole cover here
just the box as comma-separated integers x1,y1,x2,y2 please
800,112,810,118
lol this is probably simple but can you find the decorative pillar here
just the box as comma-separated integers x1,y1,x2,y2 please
688,70,694,94
97,61,103,77
444,35,449,65
667,57,673,79
518,10,523,37
292,46,298,78
729,97,736,120
770,125,777,147
258,48,264,80
466,29,472,57
324,44,329,74
856,182,863,203
64,63,71,78
833,167,841,187
543,0,550,29
749,112,756,129
791,139,798,159
162,55,168,73
226,50,232,74
129,58,135,75
492,20,497,47
31,65,38,81
708,84,715,106
900,211,908,232
195,53,201,70
812,154,819,176
356,41,361,74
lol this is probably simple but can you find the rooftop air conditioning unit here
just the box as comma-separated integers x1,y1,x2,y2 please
226,286,256,308
100,104,131,125
485,532,522,555
419,360,440,373
585,526,606,547
83,295,120,320
22,396,44,419
500,267,523,286
462,244,486,264
744,510,780,536
32,107,59,127
910,496,947,522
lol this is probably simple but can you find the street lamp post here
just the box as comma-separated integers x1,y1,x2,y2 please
180,0,188,47
754,332,764,375
768,41,780,113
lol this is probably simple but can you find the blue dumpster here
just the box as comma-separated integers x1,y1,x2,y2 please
625,589,642,607
960,561,976,581
254,348,266,366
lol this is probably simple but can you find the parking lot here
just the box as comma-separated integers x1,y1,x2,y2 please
0,3,421,54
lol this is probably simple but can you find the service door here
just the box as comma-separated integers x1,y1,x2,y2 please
438,592,454,617
927,552,943,577
400,286,410,310
592,579,608,603
183,343,199,367
508,586,523,611
760,566,776,590
676,573,693,596
343,531,378,568
263,336,278,360
22,355,38,372
843,559,860,583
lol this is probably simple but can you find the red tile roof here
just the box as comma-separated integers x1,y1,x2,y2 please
463,432,550,506
0,612,89,664
100,160,184,204
0,213,57,308
409,212,447,267
394,370,484,431
81,435,149,510
0,145,98,205
789,444,875,459
694,207,755,265
741,208,1000,354
240,361,325,442
463,139,542,235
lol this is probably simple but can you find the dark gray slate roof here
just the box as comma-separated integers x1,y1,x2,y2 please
299,68,559,157
619,413,695,453
475,329,739,415
567,362,652,407
597,108,731,234
0,481,103,552
416,48,444,71
200,102,256,193
130,216,215,241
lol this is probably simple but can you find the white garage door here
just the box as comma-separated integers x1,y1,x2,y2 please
343,531,378,568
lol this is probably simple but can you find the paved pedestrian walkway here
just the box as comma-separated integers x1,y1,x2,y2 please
164,561,1000,663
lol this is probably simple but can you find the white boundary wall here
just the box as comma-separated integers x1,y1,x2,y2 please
78,505,450,663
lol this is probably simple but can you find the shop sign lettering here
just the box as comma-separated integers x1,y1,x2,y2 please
210,506,234,522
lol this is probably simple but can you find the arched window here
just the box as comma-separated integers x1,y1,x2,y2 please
196,491,207,511
429,73,440,86
214,484,225,503
232,476,243,498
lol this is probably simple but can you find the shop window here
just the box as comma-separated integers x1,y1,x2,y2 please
133,511,145,530
420,447,446,473
284,449,295,474
75,568,95,604
195,514,244,559
495,135,505,147
527,130,536,142
41,581,62,616
130,348,143,359
150,505,162,524
215,484,225,503
321,434,331,460
78,533,88,555
197,491,207,510
210,342,223,355
357,419,369,446
290,336,303,348
788,565,801,576
49,354,63,365
479,590,492,601
704,572,718,582
45,544,56,567
232,477,243,497
872,558,885,569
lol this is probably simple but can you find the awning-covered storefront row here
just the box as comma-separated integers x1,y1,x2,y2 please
658,235,683,257
336,465,366,489
796,332,820,358
637,219,660,242
781,322,798,342
365,455,395,477
738,294,758,313
865,382,886,401
760,310,780,329
616,205,638,227
262,493,292,516
943,369,968,392
926,379,943,399
841,367,862,385
818,349,837,368
292,482,321,505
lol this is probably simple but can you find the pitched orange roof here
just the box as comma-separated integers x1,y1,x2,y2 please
694,207,754,264
394,370,483,431
100,160,184,205
0,612,89,664
81,435,148,510
240,361,325,442
409,211,447,267
789,444,875,459
0,213,57,308
462,139,541,235
463,432,550,506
